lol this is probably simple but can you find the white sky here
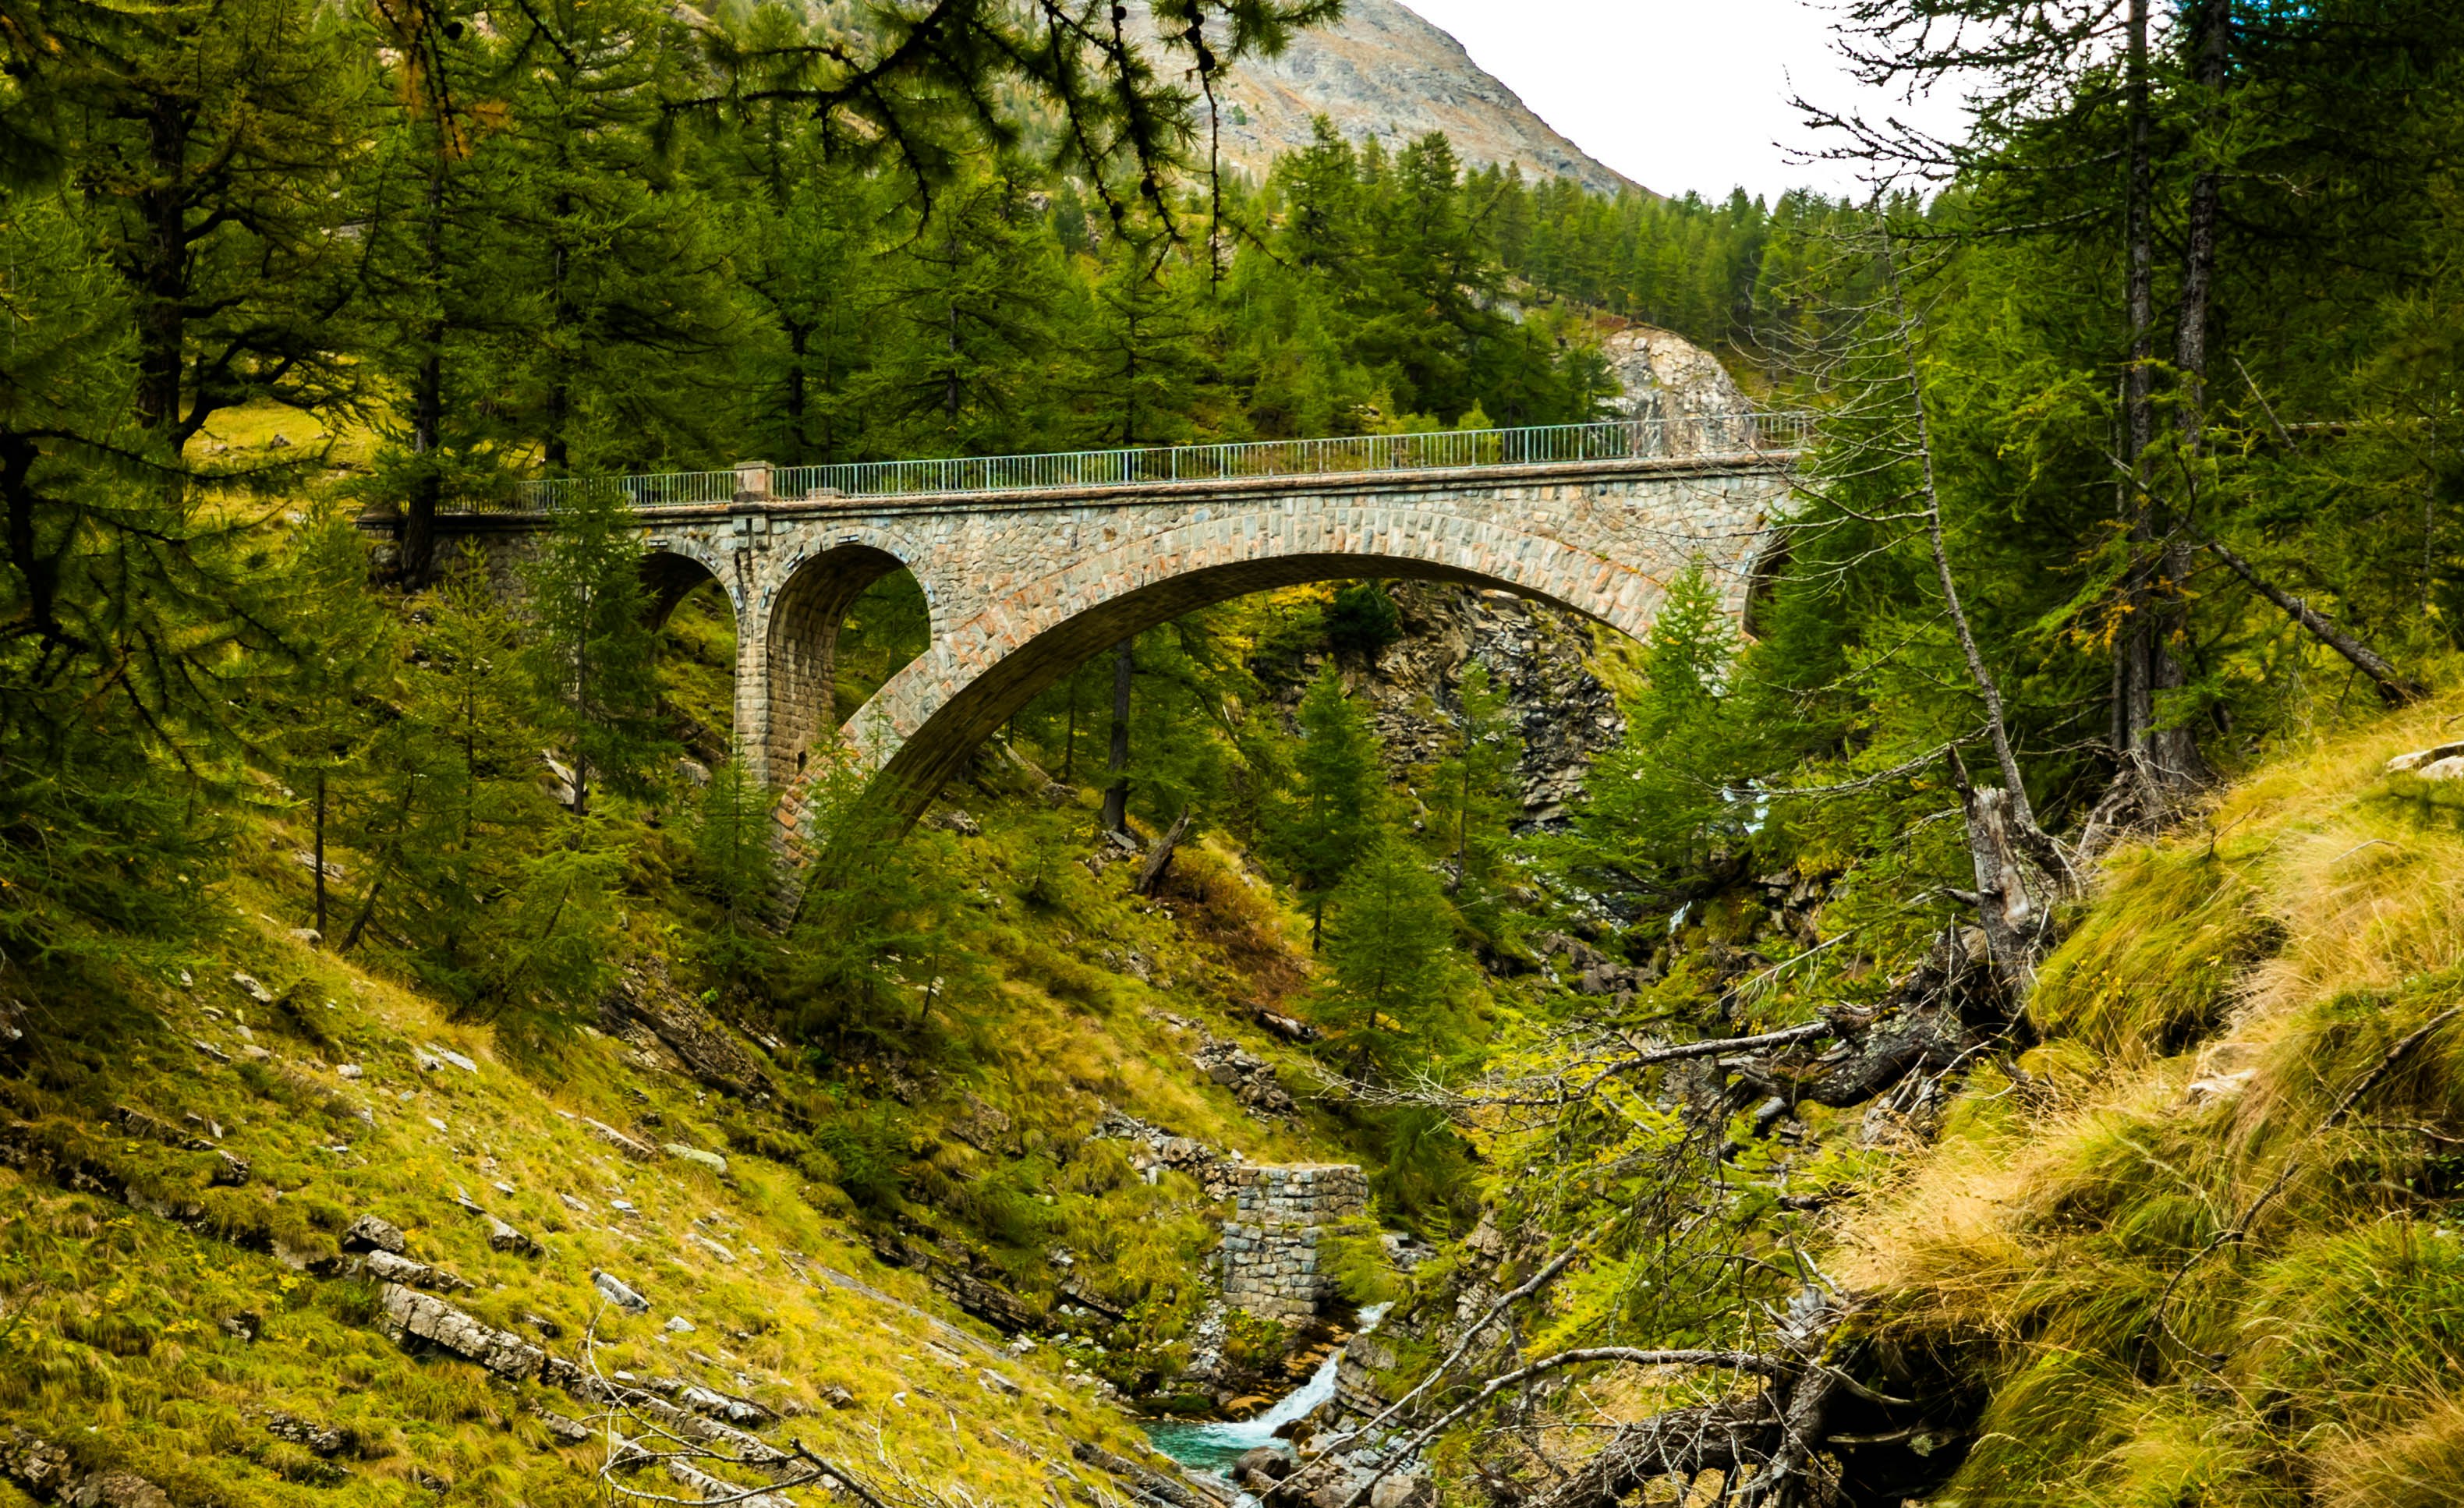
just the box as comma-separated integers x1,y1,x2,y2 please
1400,0,1977,204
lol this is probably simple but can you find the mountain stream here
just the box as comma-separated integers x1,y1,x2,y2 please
1142,1304,1390,1492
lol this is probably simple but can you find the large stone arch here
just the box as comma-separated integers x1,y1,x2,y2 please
820,500,1737,829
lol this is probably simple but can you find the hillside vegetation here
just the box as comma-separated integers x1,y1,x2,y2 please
0,699,1358,1506
1841,703,2464,1506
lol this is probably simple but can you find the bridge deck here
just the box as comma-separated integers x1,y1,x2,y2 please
480,411,1812,515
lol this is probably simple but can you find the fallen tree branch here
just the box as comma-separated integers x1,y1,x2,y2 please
1341,1350,1792,1508
2199,533,2424,706
1133,806,1194,897
1279,1228,1607,1500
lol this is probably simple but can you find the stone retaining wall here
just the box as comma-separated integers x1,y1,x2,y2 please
1218,1164,1369,1326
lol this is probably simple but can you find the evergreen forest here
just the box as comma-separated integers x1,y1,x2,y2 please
8,1,2464,1505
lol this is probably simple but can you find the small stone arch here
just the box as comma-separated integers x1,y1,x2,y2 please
640,545,736,631
764,540,934,784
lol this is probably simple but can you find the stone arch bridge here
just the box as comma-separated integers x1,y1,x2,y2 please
417,419,1804,855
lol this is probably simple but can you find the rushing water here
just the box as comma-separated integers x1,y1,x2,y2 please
1144,1304,1390,1484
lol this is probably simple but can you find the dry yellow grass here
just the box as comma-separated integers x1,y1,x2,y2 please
1835,693,2464,1506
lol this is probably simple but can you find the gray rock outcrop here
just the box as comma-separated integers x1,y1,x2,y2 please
1111,0,1641,196
1602,324,1756,452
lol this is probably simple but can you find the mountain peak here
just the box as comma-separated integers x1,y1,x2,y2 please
1202,0,1646,197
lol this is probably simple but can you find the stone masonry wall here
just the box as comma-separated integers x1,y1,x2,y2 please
1218,1164,1369,1326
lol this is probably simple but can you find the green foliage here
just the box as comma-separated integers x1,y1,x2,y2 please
1326,582,1403,660
686,759,780,983
1267,665,1385,938
1312,836,1467,1079
1427,660,1523,943
519,485,670,815
1316,1219,1405,1307
774,752,964,1058
1547,565,1754,911
1228,122,1614,432
333,562,623,1032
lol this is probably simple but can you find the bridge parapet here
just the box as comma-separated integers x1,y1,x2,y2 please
479,410,1811,515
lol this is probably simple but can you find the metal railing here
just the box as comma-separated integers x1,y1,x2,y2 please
490,409,1811,515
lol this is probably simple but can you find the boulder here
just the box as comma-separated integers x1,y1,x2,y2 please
486,1215,536,1255
1234,1446,1294,1486
593,1269,652,1313
420,1043,478,1074
1369,1471,1429,1508
2388,742,2464,775
664,1142,728,1177
584,1118,658,1162
374,1283,544,1382
264,1411,353,1457
342,1214,406,1255
364,1248,471,1293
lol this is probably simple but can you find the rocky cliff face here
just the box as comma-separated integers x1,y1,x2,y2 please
1139,0,1644,196
1274,584,1624,830
1268,326,1747,827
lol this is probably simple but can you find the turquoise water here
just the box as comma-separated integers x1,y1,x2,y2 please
1142,1304,1387,1481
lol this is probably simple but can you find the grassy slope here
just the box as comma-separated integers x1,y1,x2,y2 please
1838,696,2464,1506
0,555,1359,1506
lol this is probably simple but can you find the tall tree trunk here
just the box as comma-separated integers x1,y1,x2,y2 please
1101,638,1133,833
1061,671,1080,784
2175,0,2229,459
1,432,58,644
546,188,573,473
571,593,593,818
313,771,329,940
2115,0,2161,795
136,95,191,448
2137,0,2231,795
405,150,448,586
2112,0,2207,802
785,320,809,464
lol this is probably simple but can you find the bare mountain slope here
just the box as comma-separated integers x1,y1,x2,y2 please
1174,0,1648,195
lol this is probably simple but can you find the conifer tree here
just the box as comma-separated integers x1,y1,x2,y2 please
491,0,742,473
357,0,532,580
866,178,1068,458
689,758,778,984
1271,664,1385,943
519,488,669,816
0,192,371,961
1548,565,1748,908
705,6,885,468
1312,834,1465,1080
1073,242,1230,451
2,0,370,456
1428,660,1523,940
